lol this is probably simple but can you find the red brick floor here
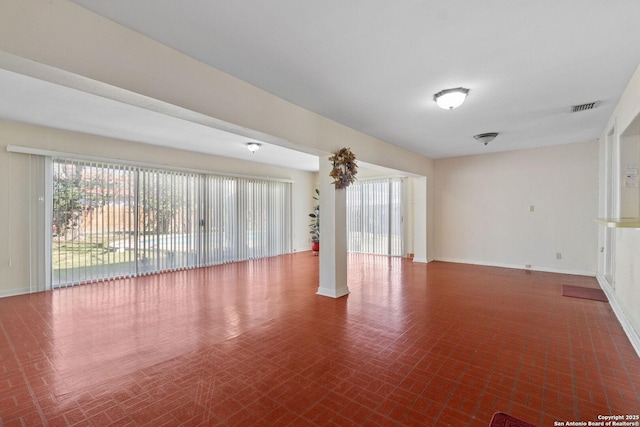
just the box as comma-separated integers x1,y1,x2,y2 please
0,254,638,426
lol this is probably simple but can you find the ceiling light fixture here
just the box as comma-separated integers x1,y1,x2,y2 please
246,142,262,153
474,132,498,146
434,87,470,110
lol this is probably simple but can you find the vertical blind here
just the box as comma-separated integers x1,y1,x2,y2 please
346,178,403,256
200,177,292,265
52,159,292,287
137,169,200,275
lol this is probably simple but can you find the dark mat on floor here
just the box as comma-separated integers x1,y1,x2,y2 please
561,284,608,302
489,412,537,427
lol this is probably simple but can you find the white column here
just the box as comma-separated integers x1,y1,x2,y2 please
317,156,349,298
412,176,428,263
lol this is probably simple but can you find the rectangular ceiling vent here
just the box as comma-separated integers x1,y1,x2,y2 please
571,101,598,113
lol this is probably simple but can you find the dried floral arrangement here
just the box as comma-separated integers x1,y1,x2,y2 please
328,147,358,189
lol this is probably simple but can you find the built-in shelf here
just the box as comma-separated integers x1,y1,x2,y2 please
595,218,640,228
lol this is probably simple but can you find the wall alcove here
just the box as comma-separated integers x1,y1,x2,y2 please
597,111,640,228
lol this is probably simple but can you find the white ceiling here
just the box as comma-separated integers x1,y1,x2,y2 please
4,1,640,167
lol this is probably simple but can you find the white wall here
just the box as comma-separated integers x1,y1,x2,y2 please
597,65,640,355
434,141,599,275
0,120,316,297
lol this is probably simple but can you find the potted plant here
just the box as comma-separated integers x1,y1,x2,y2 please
309,188,319,254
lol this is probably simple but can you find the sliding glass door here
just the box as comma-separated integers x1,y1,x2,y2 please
199,177,292,265
52,159,292,287
136,169,200,275
52,160,139,284
346,178,403,256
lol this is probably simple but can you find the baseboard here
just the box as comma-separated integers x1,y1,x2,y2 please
0,287,32,298
434,257,596,277
412,257,429,264
596,273,640,358
316,287,350,298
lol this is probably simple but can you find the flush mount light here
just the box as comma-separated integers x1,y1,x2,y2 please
474,132,498,146
434,87,470,110
246,142,262,153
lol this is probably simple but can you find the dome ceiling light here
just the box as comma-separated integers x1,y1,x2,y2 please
474,132,499,146
246,142,262,153
434,87,469,110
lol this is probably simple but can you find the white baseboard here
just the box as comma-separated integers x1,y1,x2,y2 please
596,273,640,358
0,287,32,298
412,257,429,263
316,287,350,298
434,257,596,277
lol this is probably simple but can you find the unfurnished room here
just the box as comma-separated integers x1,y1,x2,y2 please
1,1,640,426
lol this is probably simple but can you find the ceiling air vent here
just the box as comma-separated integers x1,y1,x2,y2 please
571,101,598,113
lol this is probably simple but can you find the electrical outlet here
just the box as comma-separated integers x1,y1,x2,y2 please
529,205,535,212
556,252,562,260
